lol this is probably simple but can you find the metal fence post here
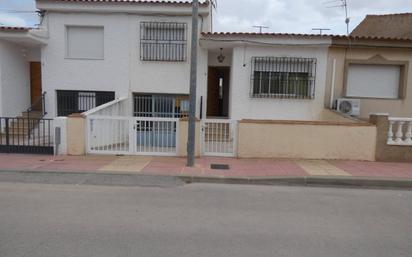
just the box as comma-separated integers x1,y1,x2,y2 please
5,118,10,153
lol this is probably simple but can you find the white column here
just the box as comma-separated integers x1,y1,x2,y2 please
387,120,395,144
405,121,412,144
395,121,405,144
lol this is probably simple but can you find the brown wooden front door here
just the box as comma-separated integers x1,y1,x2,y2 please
30,62,42,110
207,67,230,118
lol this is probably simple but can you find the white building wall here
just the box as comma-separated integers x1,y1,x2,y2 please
41,10,210,118
41,12,131,118
229,44,330,121
0,41,31,117
129,15,209,117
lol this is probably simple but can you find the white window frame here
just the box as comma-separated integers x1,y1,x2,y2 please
65,25,105,60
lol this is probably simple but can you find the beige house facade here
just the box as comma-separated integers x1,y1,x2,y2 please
326,38,412,119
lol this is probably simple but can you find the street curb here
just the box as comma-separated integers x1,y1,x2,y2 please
0,170,412,189
179,175,412,189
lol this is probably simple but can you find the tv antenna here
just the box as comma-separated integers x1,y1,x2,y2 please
312,28,331,35
325,0,350,35
210,0,217,9
253,25,269,33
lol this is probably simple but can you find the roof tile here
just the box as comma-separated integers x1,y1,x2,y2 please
201,32,412,42
0,26,31,32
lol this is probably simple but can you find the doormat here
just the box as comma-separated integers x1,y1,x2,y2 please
210,164,230,170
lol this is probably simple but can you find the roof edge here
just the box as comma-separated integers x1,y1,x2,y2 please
0,26,32,32
202,32,412,42
36,0,210,7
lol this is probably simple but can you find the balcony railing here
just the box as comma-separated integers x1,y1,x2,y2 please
387,117,412,145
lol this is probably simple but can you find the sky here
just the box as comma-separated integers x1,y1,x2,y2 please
0,0,411,35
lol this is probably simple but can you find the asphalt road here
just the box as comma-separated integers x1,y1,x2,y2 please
0,181,411,257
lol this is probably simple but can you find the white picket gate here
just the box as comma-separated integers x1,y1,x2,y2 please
201,119,237,157
86,116,179,156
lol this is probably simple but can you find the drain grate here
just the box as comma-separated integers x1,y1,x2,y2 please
210,164,230,170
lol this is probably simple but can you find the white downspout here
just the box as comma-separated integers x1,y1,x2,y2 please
330,58,337,109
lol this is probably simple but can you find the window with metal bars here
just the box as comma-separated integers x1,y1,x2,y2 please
57,90,115,116
250,57,317,99
133,94,189,118
140,22,187,61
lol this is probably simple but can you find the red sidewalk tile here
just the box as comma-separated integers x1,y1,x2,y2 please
0,154,115,172
1,154,412,180
332,161,412,178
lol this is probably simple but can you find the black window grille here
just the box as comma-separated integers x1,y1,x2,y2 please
140,22,187,62
134,94,189,118
251,57,317,99
57,90,115,116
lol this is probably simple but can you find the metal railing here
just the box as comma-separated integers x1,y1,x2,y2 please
202,119,237,157
87,116,131,154
250,57,316,99
27,91,47,118
140,21,187,62
387,117,412,145
134,117,179,155
57,90,115,116
83,97,129,117
86,116,179,156
0,117,54,154
134,94,189,118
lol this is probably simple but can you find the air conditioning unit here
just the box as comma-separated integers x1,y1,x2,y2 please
337,98,361,116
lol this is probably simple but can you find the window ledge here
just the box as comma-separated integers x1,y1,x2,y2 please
65,57,105,61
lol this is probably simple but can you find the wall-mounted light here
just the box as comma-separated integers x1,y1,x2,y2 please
217,48,225,63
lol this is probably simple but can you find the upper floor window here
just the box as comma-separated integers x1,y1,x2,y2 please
66,26,104,59
251,57,316,99
140,22,187,62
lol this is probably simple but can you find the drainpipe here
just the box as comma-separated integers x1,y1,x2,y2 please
330,58,337,109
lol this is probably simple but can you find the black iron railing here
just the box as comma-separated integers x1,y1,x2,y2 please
140,21,187,62
27,91,47,117
0,117,53,154
57,90,115,116
26,92,47,140
250,57,317,99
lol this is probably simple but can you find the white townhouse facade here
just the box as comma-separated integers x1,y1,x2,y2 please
6,0,410,162
0,0,333,122
37,0,212,119
201,33,331,121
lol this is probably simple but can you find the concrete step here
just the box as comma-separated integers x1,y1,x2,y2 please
21,111,43,118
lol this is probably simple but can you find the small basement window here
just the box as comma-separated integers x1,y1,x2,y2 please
251,57,316,99
66,26,104,59
140,22,187,61
346,64,402,99
57,90,115,116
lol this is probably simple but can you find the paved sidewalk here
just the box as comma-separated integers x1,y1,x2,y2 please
0,153,411,180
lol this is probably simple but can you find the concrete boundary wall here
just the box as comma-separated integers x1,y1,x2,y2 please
237,120,377,161
67,114,86,156
63,115,379,161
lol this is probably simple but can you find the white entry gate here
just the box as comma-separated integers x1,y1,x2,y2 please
86,116,179,156
201,119,237,157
